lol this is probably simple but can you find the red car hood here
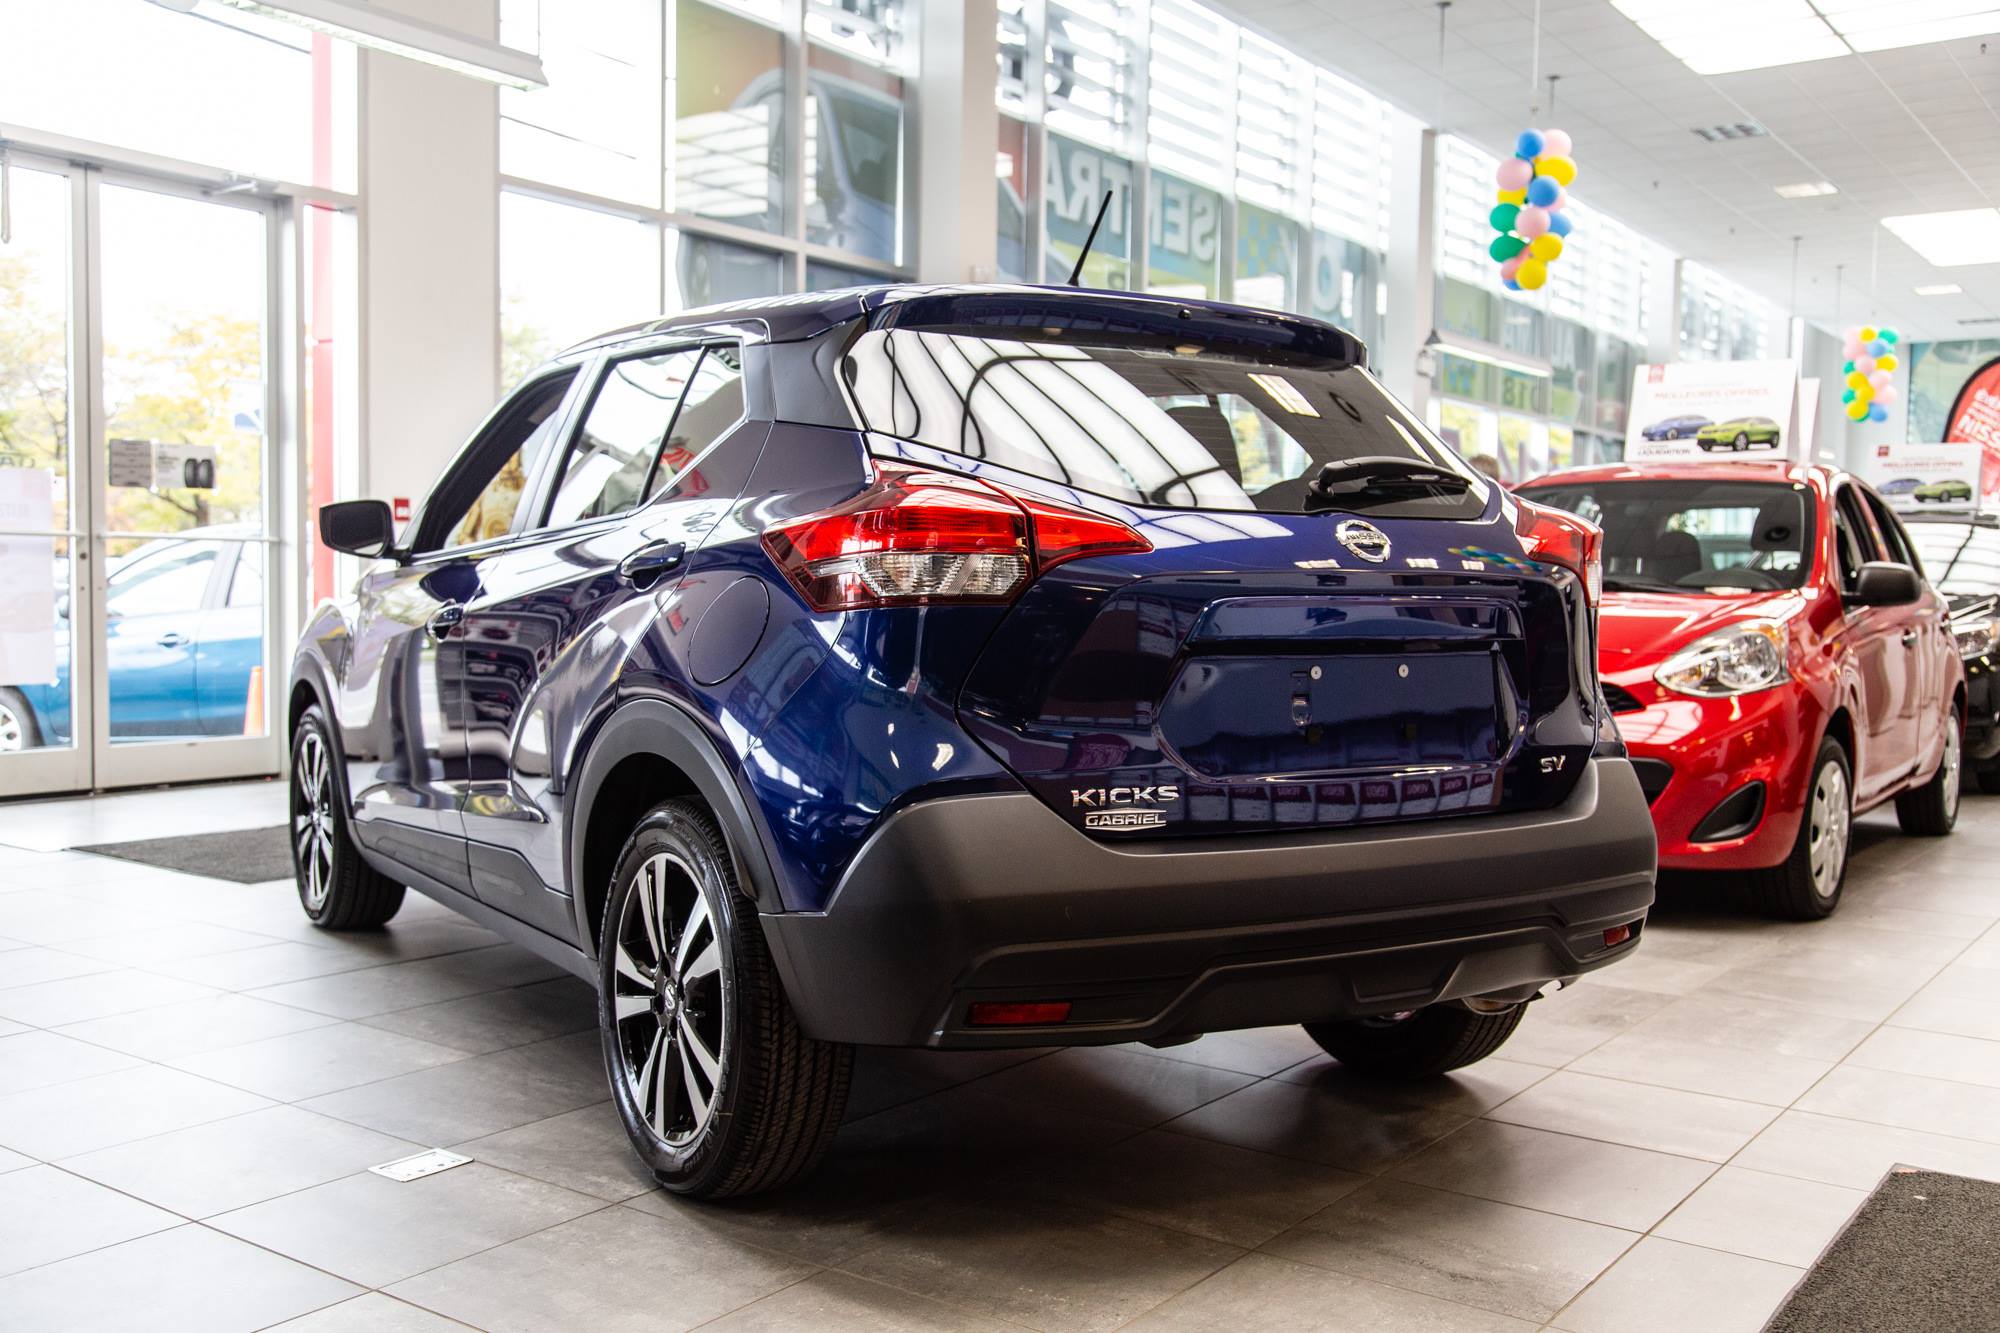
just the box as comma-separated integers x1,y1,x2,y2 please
1598,588,1806,677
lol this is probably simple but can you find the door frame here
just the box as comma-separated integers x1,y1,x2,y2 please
1,149,290,794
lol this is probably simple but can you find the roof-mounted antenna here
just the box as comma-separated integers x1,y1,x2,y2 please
1066,190,1114,287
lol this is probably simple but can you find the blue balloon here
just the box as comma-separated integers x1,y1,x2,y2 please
1868,402,1888,423
1503,277,1521,290
1549,211,1574,238
1869,339,1889,358
1527,176,1561,207
1516,129,1546,159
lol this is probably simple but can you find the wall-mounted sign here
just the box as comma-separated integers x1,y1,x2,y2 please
0,467,58,686
107,438,155,489
1625,360,1802,463
154,443,217,491
1866,442,1982,513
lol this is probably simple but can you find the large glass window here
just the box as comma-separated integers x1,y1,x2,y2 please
1680,262,1780,362
674,0,790,237
501,193,663,386
1044,134,1134,288
500,0,662,207
998,115,1032,282
1146,170,1224,300
806,44,905,265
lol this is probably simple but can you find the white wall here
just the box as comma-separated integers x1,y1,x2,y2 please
357,0,501,511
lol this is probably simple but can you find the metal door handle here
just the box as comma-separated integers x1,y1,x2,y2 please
1901,629,1919,646
156,631,187,648
426,602,465,642
618,541,686,589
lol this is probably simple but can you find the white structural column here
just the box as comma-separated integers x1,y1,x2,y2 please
1645,257,1681,367
1380,112,1436,414
914,0,1000,284
357,0,502,509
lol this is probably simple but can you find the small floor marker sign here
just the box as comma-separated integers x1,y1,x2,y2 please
370,1149,471,1182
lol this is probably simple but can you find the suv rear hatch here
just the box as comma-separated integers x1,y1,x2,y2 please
836,289,1602,838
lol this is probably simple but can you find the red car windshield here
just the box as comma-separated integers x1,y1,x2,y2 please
1521,478,1813,594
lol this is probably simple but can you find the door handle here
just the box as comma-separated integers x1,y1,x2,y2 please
425,602,466,642
1901,629,1919,646
618,541,686,590
156,631,187,649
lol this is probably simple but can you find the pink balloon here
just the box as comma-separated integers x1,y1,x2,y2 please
1843,338,1863,360
1844,325,1863,341
1496,158,1533,191
1855,355,1876,376
1541,129,1573,157
1516,206,1551,238
1876,384,1900,407
1500,254,1525,280
1870,369,1893,391
1544,186,1568,212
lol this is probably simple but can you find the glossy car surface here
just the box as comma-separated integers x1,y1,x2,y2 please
0,527,264,751
1640,414,1711,441
1695,417,1782,451
1905,513,2000,779
293,284,1657,1193
1521,462,1963,902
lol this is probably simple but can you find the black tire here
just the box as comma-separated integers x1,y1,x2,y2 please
597,799,851,1199
290,706,405,929
1975,761,2000,795
1749,737,1851,920
1303,1003,1527,1078
1734,434,1749,451
0,687,42,752
1896,716,1962,836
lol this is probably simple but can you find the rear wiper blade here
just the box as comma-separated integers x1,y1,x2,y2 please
1305,455,1471,511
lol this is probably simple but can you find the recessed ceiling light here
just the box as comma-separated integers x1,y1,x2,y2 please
1774,181,1838,198
1883,208,2000,267
1914,283,1964,296
1612,0,2000,73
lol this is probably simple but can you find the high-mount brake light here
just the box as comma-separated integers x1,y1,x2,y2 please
763,464,1151,611
1514,497,1603,610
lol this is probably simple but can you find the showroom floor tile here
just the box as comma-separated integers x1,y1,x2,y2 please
4,794,2000,1329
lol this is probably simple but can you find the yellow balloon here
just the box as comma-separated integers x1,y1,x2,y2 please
1847,400,1869,421
1845,370,1870,391
1516,258,1549,290
1860,325,1877,342
1878,354,1898,373
1496,188,1527,205
1529,234,1564,262
1535,155,1578,186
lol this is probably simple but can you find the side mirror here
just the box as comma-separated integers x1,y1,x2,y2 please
1847,560,1922,608
319,500,397,560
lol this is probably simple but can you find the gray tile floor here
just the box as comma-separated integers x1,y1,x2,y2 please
5,781,2000,1330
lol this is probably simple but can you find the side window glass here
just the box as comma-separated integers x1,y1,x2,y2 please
228,544,263,608
647,347,745,501
543,348,702,529
1862,491,1920,572
107,545,218,619
438,372,576,550
1833,488,1877,594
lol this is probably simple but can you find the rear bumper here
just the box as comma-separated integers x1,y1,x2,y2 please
760,757,1658,1048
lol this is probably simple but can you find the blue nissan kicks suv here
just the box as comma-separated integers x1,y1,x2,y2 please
293,285,1657,1197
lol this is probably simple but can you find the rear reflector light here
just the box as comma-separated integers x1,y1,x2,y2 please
967,1000,1073,1026
1603,923,1632,948
1515,496,1603,611
763,464,1150,611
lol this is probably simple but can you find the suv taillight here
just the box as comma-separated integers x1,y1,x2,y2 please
1514,496,1603,611
763,464,1151,611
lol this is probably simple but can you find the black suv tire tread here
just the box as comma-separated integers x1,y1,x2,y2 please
601,799,851,1198
1303,1003,1526,1078
1895,729,1960,837
1749,737,1850,920
292,707,405,930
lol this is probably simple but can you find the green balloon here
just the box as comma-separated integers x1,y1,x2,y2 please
1489,203,1521,232
1842,359,1855,374
1489,234,1526,262
1882,329,1899,344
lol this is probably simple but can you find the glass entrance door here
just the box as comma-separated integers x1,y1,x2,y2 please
0,157,282,795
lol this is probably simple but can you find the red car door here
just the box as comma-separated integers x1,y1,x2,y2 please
1862,487,1953,784
1833,482,1914,800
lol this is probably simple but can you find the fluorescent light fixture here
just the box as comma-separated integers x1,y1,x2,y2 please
1431,334,1553,379
1883,208,2000,267
1774,181,1838,198
158,0,546,88
1611,0,2000,72
1915,283,1965,296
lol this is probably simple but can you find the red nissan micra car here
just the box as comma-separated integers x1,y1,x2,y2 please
1519,462,1963,918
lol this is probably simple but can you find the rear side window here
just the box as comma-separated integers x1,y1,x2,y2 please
841,329,1486,517
544,348,703,528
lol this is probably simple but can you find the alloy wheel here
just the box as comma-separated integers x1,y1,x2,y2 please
1943,723,1962,823
0,701,24,753
1807,758,1850,899
611,851,729,1148
291,730,336,910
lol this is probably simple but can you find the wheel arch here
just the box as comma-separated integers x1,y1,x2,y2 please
565,698,784,961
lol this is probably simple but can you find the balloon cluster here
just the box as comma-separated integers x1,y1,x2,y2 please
1489,129,1577,291
1841,324,1900,423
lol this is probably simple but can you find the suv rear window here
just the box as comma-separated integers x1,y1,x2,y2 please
840,329,1488,518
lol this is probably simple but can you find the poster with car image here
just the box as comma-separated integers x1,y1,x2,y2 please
1864,442,1981,512
1625,359,1801,463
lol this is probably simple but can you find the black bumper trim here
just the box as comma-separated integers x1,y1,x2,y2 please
760,757,1658,1048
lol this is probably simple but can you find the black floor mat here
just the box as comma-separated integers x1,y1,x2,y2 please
1765,1167,2000,1332
77,825,293,884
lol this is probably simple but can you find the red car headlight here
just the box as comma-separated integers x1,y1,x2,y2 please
1654,620,1790,697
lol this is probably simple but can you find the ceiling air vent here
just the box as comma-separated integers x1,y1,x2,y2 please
1958,316,2000,326
1692,123,1768,142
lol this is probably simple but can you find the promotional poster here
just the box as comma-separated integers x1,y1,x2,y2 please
1864,441,1982,513
1625,359,1802,463
1944,355,2000,505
